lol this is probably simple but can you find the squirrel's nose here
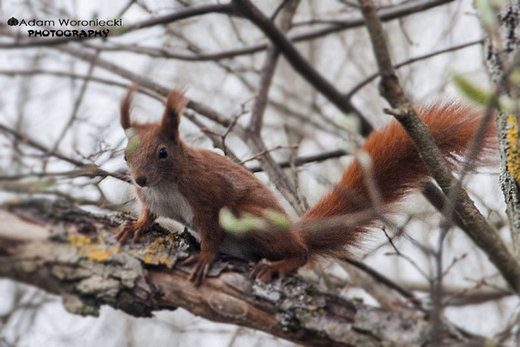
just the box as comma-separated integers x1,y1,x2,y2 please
135,176,147,187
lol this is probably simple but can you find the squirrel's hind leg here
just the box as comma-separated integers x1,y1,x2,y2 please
251,254,307,282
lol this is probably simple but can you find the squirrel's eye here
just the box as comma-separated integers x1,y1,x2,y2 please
158,147,168,159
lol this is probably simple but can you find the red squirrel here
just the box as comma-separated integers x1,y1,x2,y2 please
115,87,497,285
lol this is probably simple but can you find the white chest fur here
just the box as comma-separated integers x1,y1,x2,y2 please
139,183,194,226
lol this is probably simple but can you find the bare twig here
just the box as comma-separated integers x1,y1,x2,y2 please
231,0,373,136
346,38,485,100
248,149,348,172
78,0,454,63
240,144,299,165
0,123,129,183
54,45,238,130
0,3,235,48
0,69,163,101
357,0,520,299
248,0,299,135
48,50,99,160
340,257,424,309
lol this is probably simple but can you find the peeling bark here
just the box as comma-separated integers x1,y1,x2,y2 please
0,199,486,346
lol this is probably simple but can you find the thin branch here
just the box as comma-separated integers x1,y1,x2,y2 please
358,0,520,299
247,46,279,135
248,149,348,172
182,110,242,162
0,181,102,206
0,3,234,48
0,123,129,182
0,123,84,167
340,257,424,309
346,38,485,100
248,0,297,134
243,0,307,213
80,0,454,63
240,144,299,165
0,168,123,181
231,0,373,136
50,50,99,156
55,45,237,129
0,69,163,101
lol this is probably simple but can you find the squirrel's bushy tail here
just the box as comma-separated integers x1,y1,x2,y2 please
300,102,497,256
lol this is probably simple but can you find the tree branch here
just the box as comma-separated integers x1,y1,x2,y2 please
80,0,454,62
0,123,129,183
231,0,373,136
345,38,484,100
244,0,307,213
0,199,485,346
357,0,520,296
248,149,348,172
0,3,234,49
486,3,520,261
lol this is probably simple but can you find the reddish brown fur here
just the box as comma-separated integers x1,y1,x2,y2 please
299,102,497,257
116,89,497,284
120,85,137,130
116,87,307,284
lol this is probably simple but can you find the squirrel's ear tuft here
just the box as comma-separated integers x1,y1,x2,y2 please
161,87,189,140
120,85,137,130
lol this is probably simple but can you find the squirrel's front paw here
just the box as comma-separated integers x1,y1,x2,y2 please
183,252,216,286
250,259,283,283
115,220,147,243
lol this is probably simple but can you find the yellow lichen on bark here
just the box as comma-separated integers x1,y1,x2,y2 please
506,114,520,181
67,234,119,263
142,236,175,267
67,234,92,247
87,248,112,262
66,230,176,267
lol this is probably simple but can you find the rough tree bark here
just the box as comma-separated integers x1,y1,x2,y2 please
486,2,520,260
0,199,486,347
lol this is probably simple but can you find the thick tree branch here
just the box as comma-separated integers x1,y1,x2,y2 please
0,199,485,346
